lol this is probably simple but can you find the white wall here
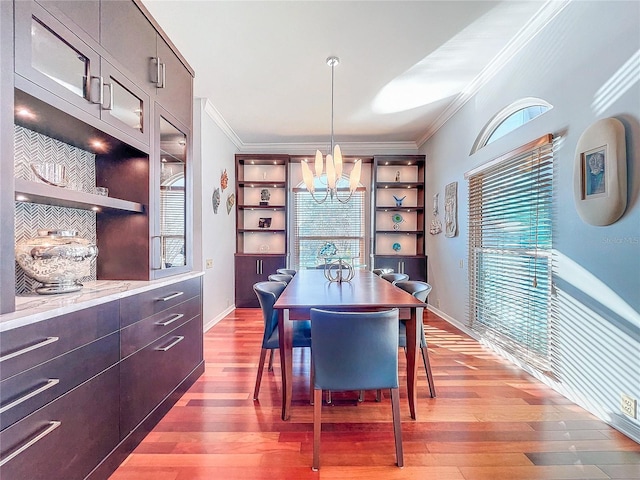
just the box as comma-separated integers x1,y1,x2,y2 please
422,0,640,441
193,98,238,330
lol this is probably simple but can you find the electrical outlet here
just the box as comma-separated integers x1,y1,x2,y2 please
621,393,637,418
205,259,213,269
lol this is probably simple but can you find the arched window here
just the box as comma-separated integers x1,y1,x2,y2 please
470,98,552,154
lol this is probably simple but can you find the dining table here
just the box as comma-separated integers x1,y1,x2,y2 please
273,268,425,421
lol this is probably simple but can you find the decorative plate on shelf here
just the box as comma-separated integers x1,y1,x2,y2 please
392,213,404,223
392,242,402,252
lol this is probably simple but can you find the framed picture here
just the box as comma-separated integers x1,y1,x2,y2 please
581,145,607,199
258,217,271,228
573,117,627,226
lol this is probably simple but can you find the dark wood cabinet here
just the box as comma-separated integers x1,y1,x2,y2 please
374,255,427,282
155,36,193,128
0,365,119,480
235,254,286,308
36,0,100,43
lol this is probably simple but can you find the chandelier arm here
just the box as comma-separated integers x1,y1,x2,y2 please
334,189,356,204
308,187,330,204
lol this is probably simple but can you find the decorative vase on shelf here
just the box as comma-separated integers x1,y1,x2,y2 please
15,229,98,295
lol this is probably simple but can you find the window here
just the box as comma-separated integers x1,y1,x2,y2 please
466,135,554,371
292,176,365,270
471,98,552,154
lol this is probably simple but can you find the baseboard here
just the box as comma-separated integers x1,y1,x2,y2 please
204,304,235,332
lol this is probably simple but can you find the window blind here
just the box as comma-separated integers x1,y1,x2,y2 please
467,135,554,371
292,186,365,270
160,185,185,267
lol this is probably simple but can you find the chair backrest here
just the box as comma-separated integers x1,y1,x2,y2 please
372,268,394,276
310,308,400,391
268,273,293,284
393,280,432,303
253,281,287,346
277,268,297,276
380,273,409,284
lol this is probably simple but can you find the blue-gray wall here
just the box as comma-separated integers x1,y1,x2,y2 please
422,0,640,441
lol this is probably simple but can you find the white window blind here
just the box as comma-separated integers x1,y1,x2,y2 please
292,183,365,270
160,184,185,268
467,135,554,371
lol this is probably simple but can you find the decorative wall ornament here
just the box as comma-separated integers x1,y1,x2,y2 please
391,213,404,230
220,169,229,191
212,188,221,214
226,193,235,214
573,117,627,226
432,193,439,216
430,218,442,235
393,195,406,207
445,181,458,238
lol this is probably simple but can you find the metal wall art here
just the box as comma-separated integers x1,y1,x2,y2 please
212,187,221,214
445,181,458,238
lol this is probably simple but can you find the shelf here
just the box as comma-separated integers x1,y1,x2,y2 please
376,206,424,212
377,182,423,189
15,178,145,213
238,204,285,210
238,229,286,233
238,181,286,188
376,230,425,235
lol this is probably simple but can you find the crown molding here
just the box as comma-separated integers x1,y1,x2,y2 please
416,0,571,147
236,141,419,156
202,98,244,149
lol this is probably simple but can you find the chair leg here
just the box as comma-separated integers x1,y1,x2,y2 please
390,387,404,468
267,349,275,372
376,389,382,402
358,390,364,402
421,346,436,398
253,348,268,400
310,357,315,405
312,388,323,471
326,390,332,404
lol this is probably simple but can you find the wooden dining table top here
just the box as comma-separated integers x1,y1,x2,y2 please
273,269,425,311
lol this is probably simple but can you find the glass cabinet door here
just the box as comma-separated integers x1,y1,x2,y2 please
157,115,188,272
14,1,101,116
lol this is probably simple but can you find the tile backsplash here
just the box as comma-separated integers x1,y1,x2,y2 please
14,125,98,294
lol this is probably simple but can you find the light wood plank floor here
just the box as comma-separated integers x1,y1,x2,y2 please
109,309,640,479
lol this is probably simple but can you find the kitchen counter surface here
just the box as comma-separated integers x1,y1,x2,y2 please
1,271,204,332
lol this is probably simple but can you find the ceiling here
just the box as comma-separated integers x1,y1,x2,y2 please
141,0,564,153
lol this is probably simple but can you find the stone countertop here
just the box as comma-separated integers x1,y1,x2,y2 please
0,271,204,332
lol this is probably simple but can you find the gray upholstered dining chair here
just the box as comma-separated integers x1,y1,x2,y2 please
268,273,293,284
310,308,403,470
372,268,394,276
394,280,436,397
276,268,297,276
252,281,312,400
380,272,409,284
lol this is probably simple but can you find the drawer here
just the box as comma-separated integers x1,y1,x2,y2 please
0,302,119,381
120,316,202,436
120,294,200,359
120,277,201,328
0,365,119,480
0,332,119,431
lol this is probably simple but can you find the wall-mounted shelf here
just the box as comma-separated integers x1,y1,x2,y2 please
15,178,145,213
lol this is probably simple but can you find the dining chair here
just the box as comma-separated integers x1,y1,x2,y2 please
276,268,297,276
393,280,436,397
268,273,293,284
252,281,312,400
310,308,403,470
380,272,409,284
372,268,394,276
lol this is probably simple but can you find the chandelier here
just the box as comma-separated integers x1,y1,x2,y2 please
301,56,362,204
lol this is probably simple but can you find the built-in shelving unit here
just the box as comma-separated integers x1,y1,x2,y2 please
371,155,427,280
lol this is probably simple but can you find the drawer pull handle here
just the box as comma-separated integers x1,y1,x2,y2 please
157,291,184,302
0,379,60,414
0,337,59,363
155,313,184,327
0,421,61,467
156,336,184,352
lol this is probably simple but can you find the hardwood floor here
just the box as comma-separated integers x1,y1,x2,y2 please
109,309,640,479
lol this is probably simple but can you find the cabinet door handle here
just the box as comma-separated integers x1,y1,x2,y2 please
0,337,59,363
157,291,184,302
0,421,61,467
103,82,113,111
155,336,184,352
155,313,184,327
89,75,103,105
152,56,162,87
0,379,60,414
160,61,166,89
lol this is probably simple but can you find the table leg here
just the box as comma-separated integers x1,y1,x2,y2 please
405,306,421,419
278,308,293,420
